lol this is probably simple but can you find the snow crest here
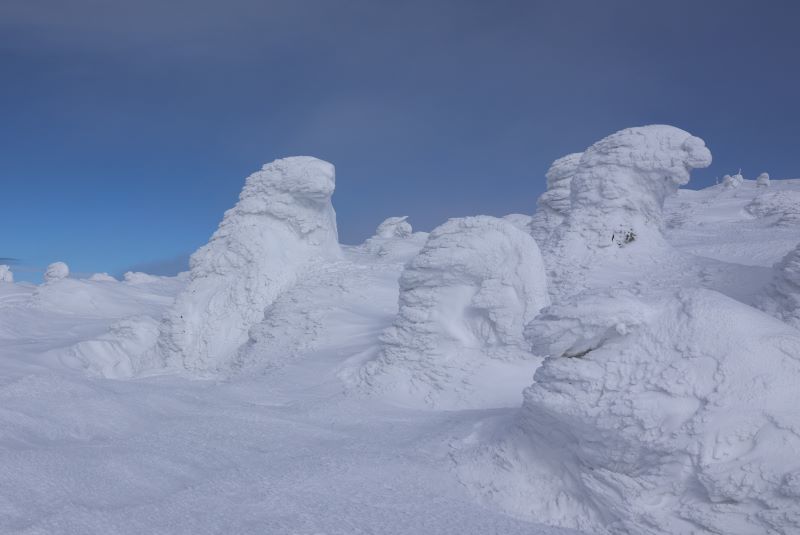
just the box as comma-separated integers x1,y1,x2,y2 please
361,216,550,409
157,156,342,374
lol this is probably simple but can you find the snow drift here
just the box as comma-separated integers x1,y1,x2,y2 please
759,242,800,329
361,216,550,409
746,190,800,227
460,287,800,534
156,156,342,373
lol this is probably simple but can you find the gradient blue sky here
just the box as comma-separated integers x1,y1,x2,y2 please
2,0,799,281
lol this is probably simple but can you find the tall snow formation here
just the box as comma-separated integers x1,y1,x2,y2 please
469,288,800,534
157,156,342,373
0,265,12,283
543,126,711,284
757,172,771,187
362,216,550,409
374,216,412,239
361,216,428,261
760,242,800,329
723,172,744,188
44,262,69,283
529,152,582,243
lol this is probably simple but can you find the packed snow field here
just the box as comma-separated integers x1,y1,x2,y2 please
2,125,799,534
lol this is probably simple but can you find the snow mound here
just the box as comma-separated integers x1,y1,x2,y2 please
57,316,161,378
122,271,163,284
0,265,13,283
502,213,533,232
157,156,342,374
461,288,800,534
361,216,550,409
757,172,770,187
529,152,582,243
88,272,117,282
44,261,69,283
31,277,181,319
759,243,800,329
746,190,800,227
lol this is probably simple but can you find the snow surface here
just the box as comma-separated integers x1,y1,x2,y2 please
2,126,800,534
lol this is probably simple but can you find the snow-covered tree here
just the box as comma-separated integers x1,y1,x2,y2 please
529,152,582,243
362,215,550,409
0,264,13,283
157,156,342,373
44,261,69,283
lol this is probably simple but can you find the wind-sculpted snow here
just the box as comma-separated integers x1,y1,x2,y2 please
361,216,428,261
44,261,69,282
757,172,771,187
157,156,342,373
0,265,12,283
746,190,800,227
543,126,711,292
502,213,534,232
61,316,162,378
723,172,744,188
5,134,800,534
361,216,550,409
759,243,800,329
529,152,582,243
459,288,800,534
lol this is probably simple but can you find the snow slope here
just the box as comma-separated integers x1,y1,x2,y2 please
2,129,799,534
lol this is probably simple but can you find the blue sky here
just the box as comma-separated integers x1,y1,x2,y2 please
2,0,799,281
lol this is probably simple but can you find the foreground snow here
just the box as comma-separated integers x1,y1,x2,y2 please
2,126,800,534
